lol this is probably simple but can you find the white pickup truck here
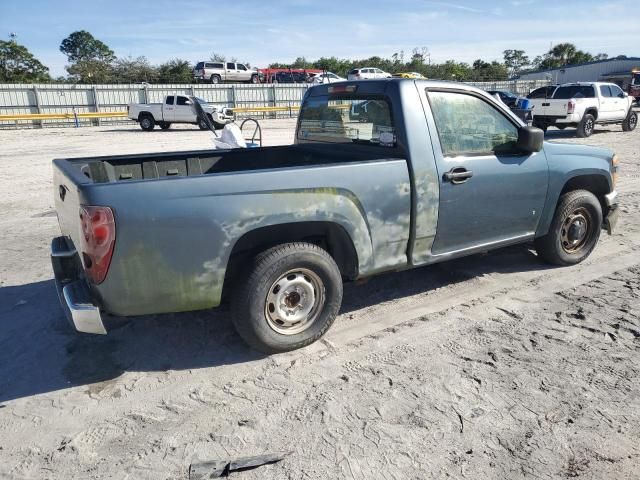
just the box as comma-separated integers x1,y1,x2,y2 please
127,94,234,131
530,82,637,137
193,61,261,84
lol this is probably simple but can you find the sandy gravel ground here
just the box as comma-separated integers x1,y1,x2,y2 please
0,118,639,479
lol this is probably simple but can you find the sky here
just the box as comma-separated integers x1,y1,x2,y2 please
0,0,635,77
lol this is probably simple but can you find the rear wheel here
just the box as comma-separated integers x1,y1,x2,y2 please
139,114,155,131
556,125,567,130
535,189,602,266
159,122,171,130
230,242,343,353
210,74,221,84
576,113,595,137
622,110,637,132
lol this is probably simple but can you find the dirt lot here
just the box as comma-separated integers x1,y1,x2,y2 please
0,119,639,479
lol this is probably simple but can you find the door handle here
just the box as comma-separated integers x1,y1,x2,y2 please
444,167,473,184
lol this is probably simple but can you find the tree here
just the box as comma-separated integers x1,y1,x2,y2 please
503,49,529,77
210,52,226,62
60,30,115,63
113,56,158,83
157,58,193,83
60,31,115,83
0,40,50,82
533,42,594,70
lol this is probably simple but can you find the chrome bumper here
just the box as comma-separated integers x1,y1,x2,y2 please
604,190,617,207
51,236,106,335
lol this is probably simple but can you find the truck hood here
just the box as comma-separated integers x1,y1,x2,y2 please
543,141,614,163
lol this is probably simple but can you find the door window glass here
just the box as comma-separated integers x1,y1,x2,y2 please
609,84,624,97
176,96,190,106
428,91,519,156
237,64,247,71
165,96,174,105
226,62,235,70
599,85,612,97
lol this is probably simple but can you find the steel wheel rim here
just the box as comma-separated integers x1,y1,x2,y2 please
141,118,151,128
265,268,325,335
560,207,591,253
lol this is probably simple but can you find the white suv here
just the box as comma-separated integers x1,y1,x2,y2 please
347,67,392,80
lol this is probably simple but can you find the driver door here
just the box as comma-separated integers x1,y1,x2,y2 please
426,89,549,255
174,95,195,122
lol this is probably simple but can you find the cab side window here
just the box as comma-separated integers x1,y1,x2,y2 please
428,91,519,156
226,62,235,70
176,96,190,106
609,84,624,98
165,96,174,105
600,85,612,97
237,64,247,71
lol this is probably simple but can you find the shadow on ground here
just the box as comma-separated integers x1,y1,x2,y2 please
0,244,550,403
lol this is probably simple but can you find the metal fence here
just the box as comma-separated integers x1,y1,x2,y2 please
0,80,550,129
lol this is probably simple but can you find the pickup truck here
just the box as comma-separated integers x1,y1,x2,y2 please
193,61,261,84
51,79,620,353
530,82,637,137
127,95,234,131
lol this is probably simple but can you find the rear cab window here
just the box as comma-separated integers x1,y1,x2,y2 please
195,62,204,70
298,93,395,145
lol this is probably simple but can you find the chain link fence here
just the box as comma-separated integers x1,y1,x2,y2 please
0,80,550,129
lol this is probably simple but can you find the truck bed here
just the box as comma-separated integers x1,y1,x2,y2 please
55,143,405,184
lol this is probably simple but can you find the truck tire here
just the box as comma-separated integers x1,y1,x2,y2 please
250,74,259,84
532,119,547,132
534,189,602,266
159,122,171,130
231,242,343,353
210,74,221,84
556,125,567,130
576,113,595,138
139,114,155,131
622,110,637,132
198,117,210,130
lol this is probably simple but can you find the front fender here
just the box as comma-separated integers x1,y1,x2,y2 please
536,142,614,237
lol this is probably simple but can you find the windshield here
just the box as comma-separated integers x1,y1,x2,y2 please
553,85,595,99
298,95,395,145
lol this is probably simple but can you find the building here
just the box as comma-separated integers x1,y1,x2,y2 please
516,57,640,89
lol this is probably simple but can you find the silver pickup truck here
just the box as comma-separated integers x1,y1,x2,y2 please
51,80,620,353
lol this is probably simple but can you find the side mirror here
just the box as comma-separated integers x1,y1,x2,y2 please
184,100,192,105
517,126,544,153
622,92,628,98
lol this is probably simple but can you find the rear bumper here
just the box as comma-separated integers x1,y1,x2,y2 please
51,236,106,335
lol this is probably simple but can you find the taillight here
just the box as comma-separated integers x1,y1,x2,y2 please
79,206,115,284
567,99,575,114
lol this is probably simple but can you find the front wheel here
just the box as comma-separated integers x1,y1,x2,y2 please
622,110,637,132
535,189,602,266
250,74,259,84
231,242,343,353
576,113,595,137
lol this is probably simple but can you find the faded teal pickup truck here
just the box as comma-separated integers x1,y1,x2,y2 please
51,80,619,353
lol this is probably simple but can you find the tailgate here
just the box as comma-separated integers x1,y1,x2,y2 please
533,99,569,117
53,158,91,250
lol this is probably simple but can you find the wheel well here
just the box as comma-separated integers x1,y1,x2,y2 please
221,222,359,300
138,111,153,121
584,108,598,120
561,174,610,209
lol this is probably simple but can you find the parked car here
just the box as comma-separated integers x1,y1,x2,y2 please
193,61,261,84
127,94,234,131
486,90,519,108
273,71,310,83
311,72,345,84
392,72,426,79
347,67,392,80
527,85,558,99
52,80,619,353
529,82,637,136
